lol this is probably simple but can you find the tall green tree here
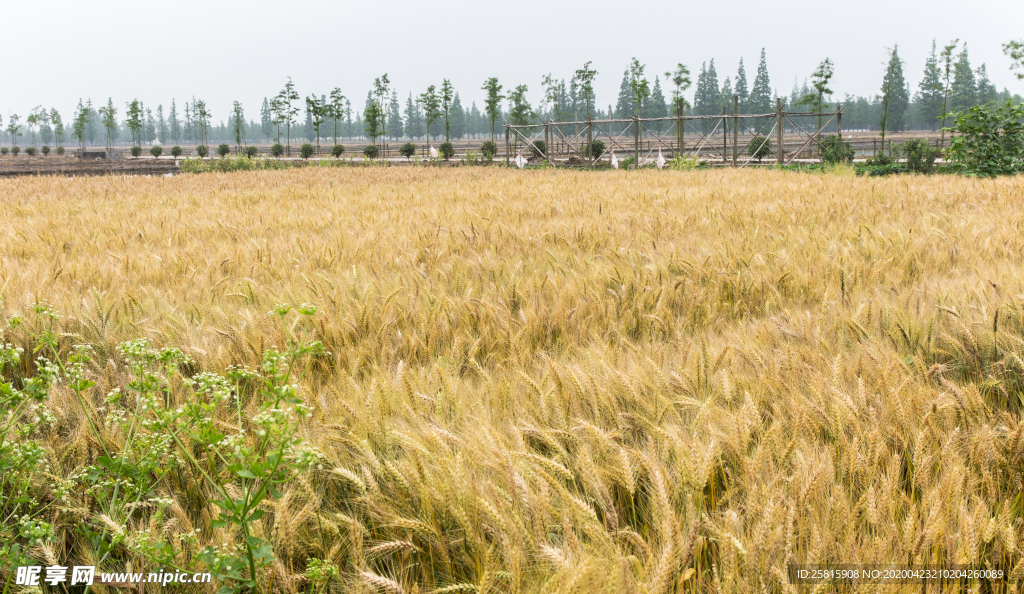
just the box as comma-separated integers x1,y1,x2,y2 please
917,41,944,130
749,49,773,114
72,101,89,151
628,58,650,117
233,101,247,149
405,93,424,139
304,95,323,149
388,91,403,140
168,100,180,144
26,108,41,148
798,58,834,132
939,39,959,145
879,46,909,137
276,77,299,155
574,62,598,120
449,93,464,140
49,109,63,149
950,44,977,114
259,99,272,142
440,79,454,143
193,99,211,147
481,77,505,141
418,85,442,146
125,99,143,147
665,63,692,113
363,91,384,147
507,84,531,126
5,114,20,148
373,74,391,148
615,70,632,119
329,88,346,143
156,105,166,145
735,59,749,112
975,64,997,105
100,99,118,152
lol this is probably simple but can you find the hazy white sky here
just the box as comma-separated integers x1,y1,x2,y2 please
4,0,1022,123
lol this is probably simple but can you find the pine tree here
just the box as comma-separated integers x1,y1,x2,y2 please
975,64,996,105
260,98,273,142
720,77,733,113
749,49,773,114
735,58,749,112
156,105,167,144
450,93,465,139
404,93,424,139
917,40,944,130
469,102,483,138
706,60,720,113
169,100,180,144
645,76,668,131
880,46,909,136
694,63,709,116
615,69,632,119
388,91,403,140
950,44,977,114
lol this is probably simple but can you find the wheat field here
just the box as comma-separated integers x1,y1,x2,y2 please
2,167,1024,593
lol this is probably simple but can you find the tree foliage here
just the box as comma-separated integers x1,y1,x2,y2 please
945,100,1024,177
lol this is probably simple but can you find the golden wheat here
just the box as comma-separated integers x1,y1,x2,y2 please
3,167,1024,593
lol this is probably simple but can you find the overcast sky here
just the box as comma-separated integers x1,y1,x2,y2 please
4,0,1022,123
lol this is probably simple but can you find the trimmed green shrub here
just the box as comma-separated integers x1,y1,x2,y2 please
56,147,65,155
11,147,19,156
331,144,346,158
746,135,772,162
1,148,8,155
130,146,142,157
217,144,231,158
439,142,454,160
170,146,182,158
245,146,258,158
41,145,50,156
299,144,315,159
271,143,284,158
363,145,379,159
530,140,546,158
480,140,497,159
821,135,855,165
150,146,163,158
196,145,209,158
25,147,36,157
399,143,417,160
584,139,605,158
897,138,938,173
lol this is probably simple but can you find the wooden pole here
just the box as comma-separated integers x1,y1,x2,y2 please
680,102,685,155
837,109,842,139
634,116,640,168
732,95,739,166
776,98,784,166
505,125,510,166
587,118,594,167
722,107,727,166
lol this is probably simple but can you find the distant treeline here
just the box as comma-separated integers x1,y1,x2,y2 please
2,40,1021,149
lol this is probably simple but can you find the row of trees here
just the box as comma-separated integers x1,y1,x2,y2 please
4,43,1021,151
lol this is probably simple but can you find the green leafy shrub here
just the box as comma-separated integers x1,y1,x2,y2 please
399,143,417,160
584,139,606,159
217,144,231,158
746,135,772,162
245,146,258,158
130,146,142,157
821,135,855,164
179,155,291,173
150,146,163,158
363,145,379,159
866,153,893,166
331,144,345,158
299,143,315,159
170,145,182,158
271,143,285,158
56,146,64,155
480,140,497,159
25,147,36,157
11,147,19,156
945,100,1024,177
896,138,938,173
530,140,546,158
667,154,701,171
41,145,50,156
1,147,8,155
196,145,209,158
439,142,454,160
